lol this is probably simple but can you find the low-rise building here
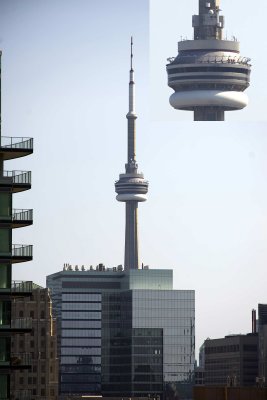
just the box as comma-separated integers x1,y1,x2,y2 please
10,286,59,399
204,333,258,386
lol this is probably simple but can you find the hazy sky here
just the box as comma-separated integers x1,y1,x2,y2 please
1,0,266,358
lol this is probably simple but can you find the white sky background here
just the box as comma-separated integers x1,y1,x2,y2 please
1,0,267,359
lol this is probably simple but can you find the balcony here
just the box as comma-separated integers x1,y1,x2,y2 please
0,136,33,160
11,390,32,400
0,209,33,228
0,353,31,370
12,280,33,295
0,171,31,192
12,245,33,263
0,281,33,299
0,318,32,333
0,245,33,263
12,209,33,228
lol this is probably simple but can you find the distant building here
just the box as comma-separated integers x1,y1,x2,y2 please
203,334,258,386
10,286,59,399
258,304,267,386
194,366,204,386
194,342,206,386
199,342,205,369
47,266,195,400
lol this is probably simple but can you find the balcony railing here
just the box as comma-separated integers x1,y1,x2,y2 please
11,390,32,400
0,318,32,331
11,318,32,330
12,280,33,293
167,54,252,66
12,209,33,223
3,170,31,185
10,353,31,367
0,353,31,368
1,136,33,150
12,245,33,258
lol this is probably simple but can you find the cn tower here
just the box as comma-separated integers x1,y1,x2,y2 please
115,38,148,270
166,0,251,121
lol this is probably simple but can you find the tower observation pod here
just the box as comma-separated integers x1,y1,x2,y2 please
115,38,148,270
166,0,251,121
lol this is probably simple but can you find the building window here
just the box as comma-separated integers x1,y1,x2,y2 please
19,377,24,385
40,310,45,319
19,310,23,318
41,328,46,336
28,377,32,384
41,377,45,384
32,389,36,395
30,311,34,318
30,340,34,348
41,389,45,396
0,193,11,218
19,340,24,349
41,364,45,373
0,228,10,254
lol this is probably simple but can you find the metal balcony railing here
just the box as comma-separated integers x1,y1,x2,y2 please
11,318,32,330
10,353,31,367
0,353,31,367
12,209,33,223
3,170,31,185
12,245,33,258
1,136,33,150
12,280,33,293
11,390,32,400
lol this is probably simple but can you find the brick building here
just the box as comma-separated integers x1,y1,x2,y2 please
10,286,58,399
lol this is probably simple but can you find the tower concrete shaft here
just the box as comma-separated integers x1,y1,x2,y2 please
124,202,139,270
115,38,148,270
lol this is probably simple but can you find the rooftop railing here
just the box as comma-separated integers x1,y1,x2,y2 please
1,136,33,150
12,209,33,223
12,245,33,258
3,170,31,185
12,280,33,293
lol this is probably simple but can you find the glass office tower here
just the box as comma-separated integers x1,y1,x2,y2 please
47,267,195,399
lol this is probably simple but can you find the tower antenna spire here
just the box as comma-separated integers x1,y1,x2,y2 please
130,36,133,71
